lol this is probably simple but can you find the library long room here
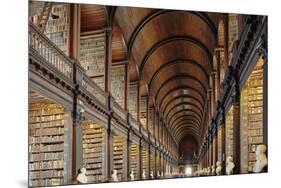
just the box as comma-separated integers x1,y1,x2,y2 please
28,1,268,187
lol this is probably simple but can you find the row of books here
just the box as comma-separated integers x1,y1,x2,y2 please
30,120,64,129
29,135,64,144
29,108,64,116
29,160,64,170
30,169,64,179
30,114,64,122
30,152,64,162
30,127,64,136
30,143,64,153
30,178,63,187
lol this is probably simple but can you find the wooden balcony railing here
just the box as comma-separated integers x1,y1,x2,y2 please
81,74,107,106
28,22,178,157
112,100,128,123
29,23,73,80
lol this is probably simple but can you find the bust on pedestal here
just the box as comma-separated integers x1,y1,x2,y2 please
150,171,154,179
211,165,216,175
216,161,222,176
253,144,268,173
157,171,160,178
111,169,118,182
142,170,146,179
129,171,134,181
207,167,211,176
226,156,235,175
76,168,88,184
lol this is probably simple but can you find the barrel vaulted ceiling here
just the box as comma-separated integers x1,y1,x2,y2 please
80,4,223,150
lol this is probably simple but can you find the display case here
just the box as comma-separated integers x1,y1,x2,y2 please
113,135,126,181
82,122,106,182
29,99,68,187
240,58,265,173
225,106,234,159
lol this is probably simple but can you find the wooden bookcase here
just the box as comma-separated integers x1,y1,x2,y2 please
80,34,106,90
217,126,222,162
150,150,155,177
129,143,139,180
113,135,126,181
44,3,70,56
29,102,66,187
225,105,234,159
141,147,148,179
240,58,264,173
82,122,106,182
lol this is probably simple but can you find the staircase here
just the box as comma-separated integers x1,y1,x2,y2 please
37,2,53,32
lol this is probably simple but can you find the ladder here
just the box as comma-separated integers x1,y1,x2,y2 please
38,2,53,33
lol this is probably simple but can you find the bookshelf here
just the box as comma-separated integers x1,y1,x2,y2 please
82,122,106,182
240,58,264,173
113,135,126,181
141,147,148,179
225,106,234,159
29,102,66,187
217,126,222,162
44,3,70,56
140,97,147,128
80,34,106,90
111,65,126,108
129,144,139,180
150,151,155,177
129,83,138,120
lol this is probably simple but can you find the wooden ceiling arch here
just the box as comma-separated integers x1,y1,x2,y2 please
113,8,217,55
171,119,201,131
138,36,213,78
167,109,202,127
164,102,203,122
157,86,206,112
162,96,204,117
174,126,200,141
154,75,207,105
147,59,209,89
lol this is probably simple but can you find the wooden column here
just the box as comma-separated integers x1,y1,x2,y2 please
139,138,143,179
215,126,218,164
148,144,151,179
127,129,131,180
124,63,130,111
137,82,141,122
212,72,216,114
216,51,221,98
232,90,241,174
105,30,112,93
107,97,114,181
224,14,229,67
220,114,226,175
69,4,80,60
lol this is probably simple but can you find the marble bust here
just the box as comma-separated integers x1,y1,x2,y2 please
76,167,88,184
211,165,216,175
150,170,154,179
142,170,146,179
216,161,222,175
129,171,134,181
111,169,118,182
226,156,235,175
253,144,268,173
207,166,211,175
157,171,160,178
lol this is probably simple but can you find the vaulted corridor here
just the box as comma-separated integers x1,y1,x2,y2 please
28,1,267,187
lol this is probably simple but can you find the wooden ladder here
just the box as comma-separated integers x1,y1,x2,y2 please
38,2,53,32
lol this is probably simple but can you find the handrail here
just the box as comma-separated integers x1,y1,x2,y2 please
81,74,107,106
112,100,127,123
28,22,177,159
29,22,73,79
